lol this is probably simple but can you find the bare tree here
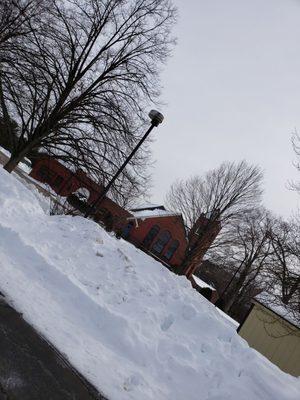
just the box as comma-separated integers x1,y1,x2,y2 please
211,209,273,313
167,161,263,276
0,0,43,46
195,260,263,322
1,0,176,204
0,1,48,153
166,161,263,230
266,218,300,323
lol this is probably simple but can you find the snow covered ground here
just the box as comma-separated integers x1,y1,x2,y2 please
0,167,299,400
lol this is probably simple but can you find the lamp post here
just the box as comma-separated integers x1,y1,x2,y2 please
84,110,164,218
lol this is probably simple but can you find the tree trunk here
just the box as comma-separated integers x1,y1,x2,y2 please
223,291,237,313
3,141,38,172
3,155,22,173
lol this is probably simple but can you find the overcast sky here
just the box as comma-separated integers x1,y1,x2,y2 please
149,0,300,218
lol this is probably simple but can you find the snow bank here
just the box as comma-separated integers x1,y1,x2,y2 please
0,168,299,400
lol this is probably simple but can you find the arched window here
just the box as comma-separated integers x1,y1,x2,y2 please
164,240,179,260
142,225,160,248
152,230,171,255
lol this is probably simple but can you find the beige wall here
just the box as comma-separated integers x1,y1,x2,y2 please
239,303,300,377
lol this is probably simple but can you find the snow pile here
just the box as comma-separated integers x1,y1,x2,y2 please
0,168,299,400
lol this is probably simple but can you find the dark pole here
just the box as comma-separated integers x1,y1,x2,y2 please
84,110,164,218
217,262,244,304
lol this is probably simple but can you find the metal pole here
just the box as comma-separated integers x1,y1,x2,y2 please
84,110,163,218
217,262,244,303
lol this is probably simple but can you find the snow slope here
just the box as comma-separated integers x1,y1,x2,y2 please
0,168,299,400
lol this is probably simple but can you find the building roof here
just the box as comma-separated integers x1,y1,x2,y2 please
192,275,215,291
129,208,182,220
254,295,300,329
129,203,182,220
130,202,165,212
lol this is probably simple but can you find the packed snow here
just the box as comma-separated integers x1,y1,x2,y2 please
0,168,299,400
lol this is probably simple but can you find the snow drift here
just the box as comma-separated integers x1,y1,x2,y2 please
0,168,299,400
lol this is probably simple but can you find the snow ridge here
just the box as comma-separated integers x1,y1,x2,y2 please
0,168,299,400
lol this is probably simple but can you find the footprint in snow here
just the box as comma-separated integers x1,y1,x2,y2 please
123,373,143,392
124,265,136,274
161,314,175,331
201,343,212,354
182,304,197,320
117,248,130,262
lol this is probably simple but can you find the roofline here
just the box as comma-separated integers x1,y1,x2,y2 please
127,212,182,220
130,205,165,212
127,211,188,241
252,299,300,330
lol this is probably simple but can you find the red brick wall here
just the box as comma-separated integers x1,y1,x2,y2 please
184,215,221,277
127,215,187,268
30,158,74,195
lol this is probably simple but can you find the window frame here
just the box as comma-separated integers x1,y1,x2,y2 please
163,239,179,261
151,230,171,255
142,225,160,248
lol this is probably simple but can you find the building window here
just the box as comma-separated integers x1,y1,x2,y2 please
142,225,160,248
122,222,134,239
152,230,171,255
164,240,179,260
53,175,64,189
38,165,56,183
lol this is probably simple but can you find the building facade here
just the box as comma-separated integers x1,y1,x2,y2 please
123,204,188,269
238,300,300,377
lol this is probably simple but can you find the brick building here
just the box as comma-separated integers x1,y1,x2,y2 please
30,157,221,274
123,204,188,269
29,158,187,268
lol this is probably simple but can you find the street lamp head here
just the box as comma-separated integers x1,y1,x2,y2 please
149,109,164,127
